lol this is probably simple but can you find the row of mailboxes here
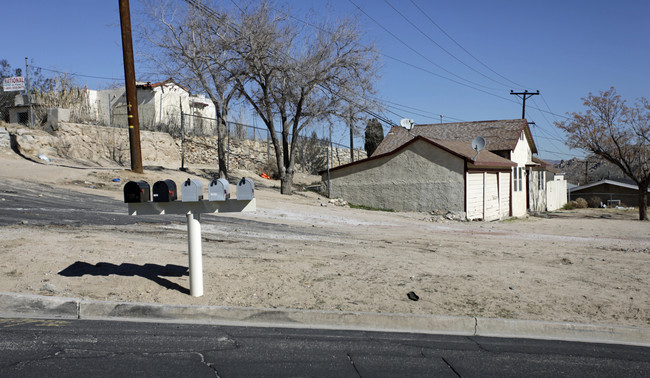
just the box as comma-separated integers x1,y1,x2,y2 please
124,178,254,203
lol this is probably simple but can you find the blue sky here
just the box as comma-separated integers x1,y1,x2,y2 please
3,0,649,161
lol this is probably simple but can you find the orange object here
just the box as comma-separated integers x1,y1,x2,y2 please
260,172,271,179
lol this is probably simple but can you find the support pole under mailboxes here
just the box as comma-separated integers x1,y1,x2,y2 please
127,196,256,297
187,212,203,297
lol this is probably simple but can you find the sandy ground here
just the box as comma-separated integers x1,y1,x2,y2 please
0,150,649,328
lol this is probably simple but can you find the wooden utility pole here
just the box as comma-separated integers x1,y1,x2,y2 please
119,0,143,173
510,90,539,119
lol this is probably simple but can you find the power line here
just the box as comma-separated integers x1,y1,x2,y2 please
409,0,529,90
377,98,465,123
531,97,567,141
189,0,400,127
348,0,503,92
265,3,468,124
381,53,521,105
32,65,123,81
384,0,512,90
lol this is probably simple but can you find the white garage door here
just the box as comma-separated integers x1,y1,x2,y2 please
467,172,502,221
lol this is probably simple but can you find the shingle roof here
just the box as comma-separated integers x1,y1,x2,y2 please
429,138,516,168
322,135,514,175
373,119,537,157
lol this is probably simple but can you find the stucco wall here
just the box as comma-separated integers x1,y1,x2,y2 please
325,140,465,212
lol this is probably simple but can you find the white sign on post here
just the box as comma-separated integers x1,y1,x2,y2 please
2,77,25,92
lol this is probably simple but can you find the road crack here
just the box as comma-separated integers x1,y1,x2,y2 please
195,352,220,377
441,357,462,377
347,353,362,377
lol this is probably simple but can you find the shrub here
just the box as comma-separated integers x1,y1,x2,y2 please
587,196,602,208
574,198,588,208
562,202,576,210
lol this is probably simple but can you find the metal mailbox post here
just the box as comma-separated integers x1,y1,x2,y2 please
126,178,256,297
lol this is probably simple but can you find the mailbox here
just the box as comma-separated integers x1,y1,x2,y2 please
208,178,230,201
237,177,255,200
182,178,204,202
152,179,177,202
123,180,150,203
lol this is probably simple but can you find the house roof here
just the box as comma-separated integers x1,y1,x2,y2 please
529,156,563,173
373,119,537,157
569,179,650,193
136,78,190,92
321,135,515,175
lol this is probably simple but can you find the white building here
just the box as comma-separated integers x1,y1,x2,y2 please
88,79,217,135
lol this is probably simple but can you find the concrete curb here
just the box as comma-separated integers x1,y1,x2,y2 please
1,292,648,347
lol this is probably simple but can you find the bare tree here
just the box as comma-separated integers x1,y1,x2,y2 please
139,0,240,179
556,87,650,220
229,2,379,194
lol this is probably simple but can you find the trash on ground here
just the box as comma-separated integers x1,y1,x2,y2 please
407,291,419,301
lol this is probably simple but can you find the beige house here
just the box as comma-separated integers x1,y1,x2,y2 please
323,134,515,220
322,119,566,219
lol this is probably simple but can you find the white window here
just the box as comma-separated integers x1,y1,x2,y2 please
514,167,523,192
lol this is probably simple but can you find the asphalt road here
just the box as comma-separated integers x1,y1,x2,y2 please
0,179,164,227
0,179,334,241
1,318,649,377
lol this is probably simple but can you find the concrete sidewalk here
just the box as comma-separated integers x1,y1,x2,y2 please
1,292,648,347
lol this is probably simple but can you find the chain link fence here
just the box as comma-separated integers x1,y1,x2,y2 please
179,112,366,175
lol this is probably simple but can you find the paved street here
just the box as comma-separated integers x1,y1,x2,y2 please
1,317,649,377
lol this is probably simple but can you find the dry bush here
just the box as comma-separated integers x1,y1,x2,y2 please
574,198,589,208
587,196,602,208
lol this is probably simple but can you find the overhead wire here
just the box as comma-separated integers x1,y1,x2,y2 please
193,0,577,159
384,0,513,90
221,0,402,126
266,2,473,124
348,0,504,92
409,0,529,90
32,65,123,82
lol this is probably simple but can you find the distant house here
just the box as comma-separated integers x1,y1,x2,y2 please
321,119,567,219
88,79,216,134
569,179,649,207
528,156,567,212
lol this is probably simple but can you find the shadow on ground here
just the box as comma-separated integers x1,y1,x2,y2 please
58,261,189,295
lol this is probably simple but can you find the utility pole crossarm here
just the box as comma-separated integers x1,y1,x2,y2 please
510,90,540,119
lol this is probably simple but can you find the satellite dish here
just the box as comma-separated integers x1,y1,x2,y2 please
400,118,414,130
471,136,486,152
471,136,486,161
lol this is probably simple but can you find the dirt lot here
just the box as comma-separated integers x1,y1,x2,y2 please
0,152,648,328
